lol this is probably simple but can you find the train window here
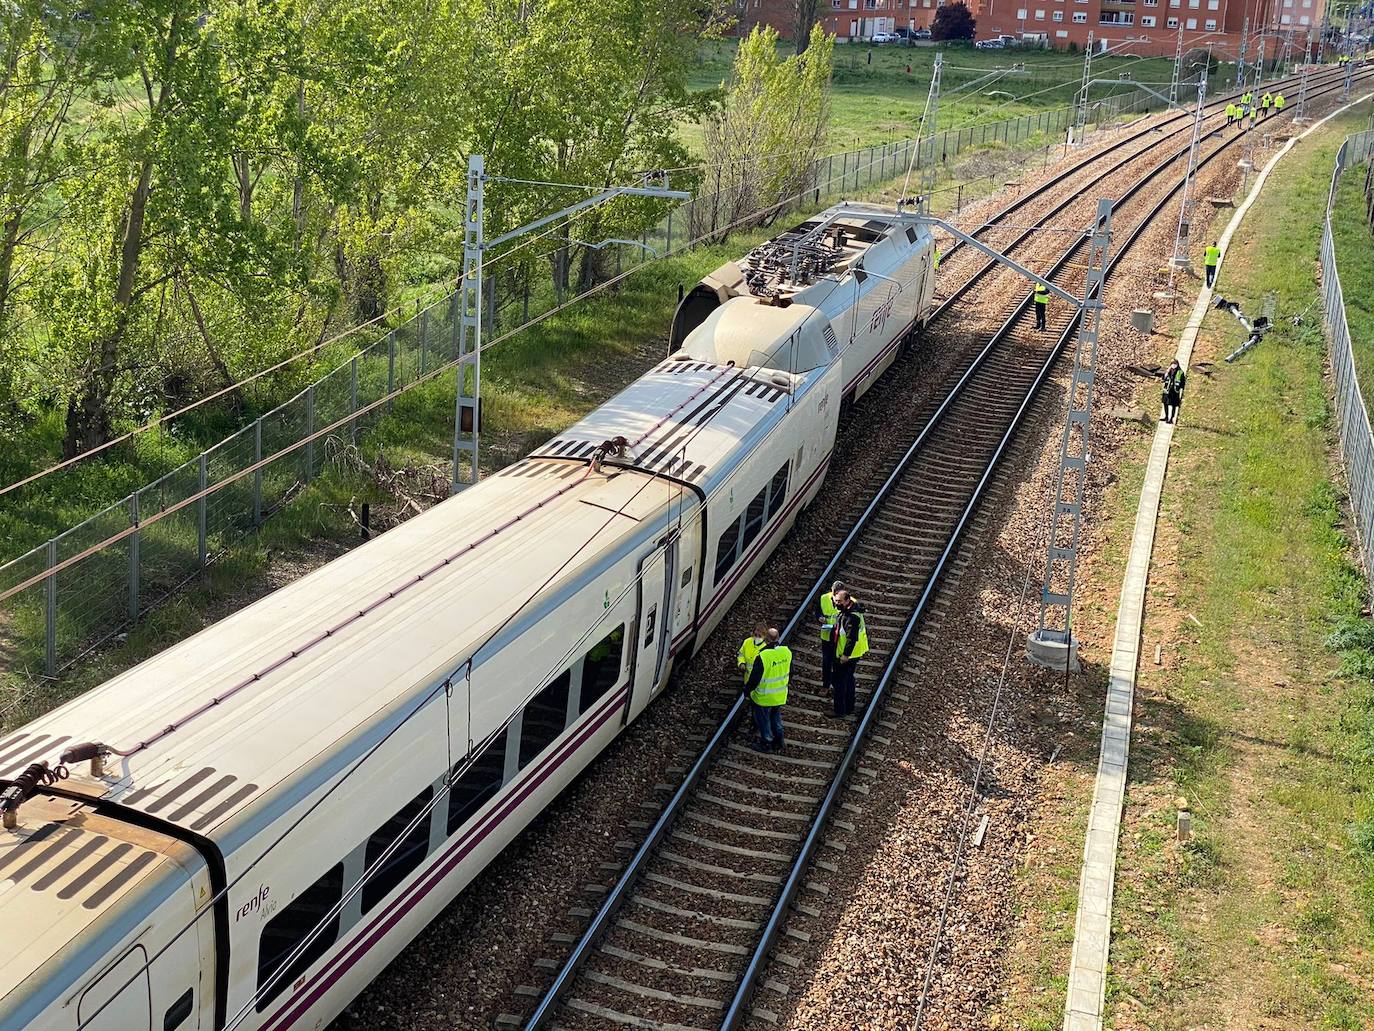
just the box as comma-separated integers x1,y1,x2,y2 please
448,731,508,835
767,464,789,520
256,863,343,1010
520,670,571,768
580,624,626,714
740,488,767,552
362,787,434,914
163,988,193,1030
714,518,741,585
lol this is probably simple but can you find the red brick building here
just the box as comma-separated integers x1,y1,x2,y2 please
737,0,1325,58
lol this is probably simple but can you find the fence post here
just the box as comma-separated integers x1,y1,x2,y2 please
253,418,263,526
667,209,673,253
128,494,140,622
45,539,57,678
420,309,429,375
197,454,208,567
349,356,359,442
304,384,315,482
386,334,396,412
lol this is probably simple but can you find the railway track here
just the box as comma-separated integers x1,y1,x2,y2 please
516,69,1369,1031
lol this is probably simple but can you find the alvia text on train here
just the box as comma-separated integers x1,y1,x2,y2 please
0,202,935,1031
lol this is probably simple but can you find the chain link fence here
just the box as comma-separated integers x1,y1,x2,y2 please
1321,127,1374,595
0,87,1168,684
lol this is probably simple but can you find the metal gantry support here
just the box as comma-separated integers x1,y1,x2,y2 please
1344,43,1356,100
918,53,944,211
449,157,689,492
1073,33,1096,145
452,155,484,493
1294,60,1312,122
1027,198,1115,672
1170,79,1208,284
1237,17,1250,87
1169,22,1186,105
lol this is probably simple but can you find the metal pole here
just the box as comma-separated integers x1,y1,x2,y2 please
1170,80,1208,292
1027,198,1115,670
386,335,396,412
919,53,943,211
45,539,57,678
197,454,208,567
1295,61,1311,122
253,418,263,526
453,154,484,493
420,309,428,375
1237,16,1249,87
349,356,359,442
1074,34,1095,145
304,384,315,481
1170,21,1185,104
128,494,140,622
1344,43,1355,99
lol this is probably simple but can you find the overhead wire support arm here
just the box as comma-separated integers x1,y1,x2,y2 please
450,157,690,493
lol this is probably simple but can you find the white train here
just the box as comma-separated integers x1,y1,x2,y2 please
0,202,934,1031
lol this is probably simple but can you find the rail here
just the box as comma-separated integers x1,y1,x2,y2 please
522,66,1362,1031
0,91,1169,686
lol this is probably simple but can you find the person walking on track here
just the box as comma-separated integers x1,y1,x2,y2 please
1274,92,1286,113
1034,280,1050,331
745,628,790,753
737,621,767,683
1161,359,1186,424
815,580,843,696
832,591,868,718
1204,241,1221,288
1261,91,1273,116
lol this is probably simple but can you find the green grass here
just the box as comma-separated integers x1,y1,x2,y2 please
1100,107,1374,1029
1331,163,1374,412
684,39,1218,152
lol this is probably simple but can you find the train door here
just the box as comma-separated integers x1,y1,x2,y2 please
625,540,676,724
75,863,211,1031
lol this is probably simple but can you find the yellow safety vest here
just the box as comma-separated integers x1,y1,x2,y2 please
819,592,839,641
1275,94,1285,109
933,247,941,271
1204,245,1220,268
737,636,763,680
1261,93,1272,107
836,613,869,662
1034,283,1049,306
751,646,791,707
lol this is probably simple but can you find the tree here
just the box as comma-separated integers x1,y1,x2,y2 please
793,0,823,54
699,24,833,243
931,2,976,41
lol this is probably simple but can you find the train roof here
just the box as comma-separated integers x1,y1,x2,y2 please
0,461,685,849
530,356,817,491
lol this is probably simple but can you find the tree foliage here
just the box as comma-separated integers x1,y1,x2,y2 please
931,2,976,41
698,24,833,243
0,0,727,459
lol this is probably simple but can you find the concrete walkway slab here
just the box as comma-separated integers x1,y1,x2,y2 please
1060,91,1374,1031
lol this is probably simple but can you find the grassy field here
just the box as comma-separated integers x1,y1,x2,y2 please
1331,162,1374,410
684,39,1206,152
1098,111,1374,1029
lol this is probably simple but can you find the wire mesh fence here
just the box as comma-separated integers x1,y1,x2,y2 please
1321,128,1374,598
0,87,1168,683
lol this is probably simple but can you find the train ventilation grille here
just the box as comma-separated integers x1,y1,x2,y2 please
121,766,259,832
0,824,160,910
823,325,841,353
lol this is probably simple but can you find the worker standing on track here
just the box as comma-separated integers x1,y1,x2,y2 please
745,628,790,753
815,580,844,696
1161,359,1186,424
1261,91,1272,117
737,621,767,683
1248,104,1259,129
1034,280,1049,331
1204,241,1221,288
832,591,868,718
1275,92,1286,113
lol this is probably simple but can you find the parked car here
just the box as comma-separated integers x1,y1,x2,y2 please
871,31,898,43
974,38,1005,48
913,27,932,38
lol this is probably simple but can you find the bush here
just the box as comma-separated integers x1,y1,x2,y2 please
930,1,975,41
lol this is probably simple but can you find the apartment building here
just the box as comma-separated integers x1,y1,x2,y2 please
973,0,1324,58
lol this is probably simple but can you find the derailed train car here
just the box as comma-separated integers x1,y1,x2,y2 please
0,203,933,1031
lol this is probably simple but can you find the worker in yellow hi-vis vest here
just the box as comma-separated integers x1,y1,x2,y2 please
745,628,790,753
1034,281,1050,332
1204,241,1221,288
832,590,869,718
737,621,767,683
814,580,844,694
